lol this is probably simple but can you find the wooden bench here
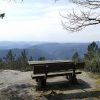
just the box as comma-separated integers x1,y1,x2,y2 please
28,60,85,88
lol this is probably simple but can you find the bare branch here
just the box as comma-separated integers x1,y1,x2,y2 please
61,10,100,32
72,0,100,9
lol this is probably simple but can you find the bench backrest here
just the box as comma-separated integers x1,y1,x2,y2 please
33,62,75,74
33,62,85,74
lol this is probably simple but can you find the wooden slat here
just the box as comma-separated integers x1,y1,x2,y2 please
33,65,46,74
28,60,73,65
31,71,82,79
47,63,75,72
47,71,81,77
33,63,75,74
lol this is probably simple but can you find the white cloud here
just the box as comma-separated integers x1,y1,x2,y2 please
0,0,100,42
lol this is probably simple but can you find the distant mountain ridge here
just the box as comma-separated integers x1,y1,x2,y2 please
0,41,42,49
29,42,88,59
0,41,100,60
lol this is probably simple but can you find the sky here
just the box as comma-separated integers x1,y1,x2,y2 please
0,0,100,43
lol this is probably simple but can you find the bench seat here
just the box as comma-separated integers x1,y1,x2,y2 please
31,71,82,79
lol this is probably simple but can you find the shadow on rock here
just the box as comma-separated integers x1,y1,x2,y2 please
36,79,91,91
44,90,100,100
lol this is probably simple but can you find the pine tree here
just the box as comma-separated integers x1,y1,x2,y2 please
85,42,98,60
29,56,33,61
4,50,16,69
72,52,80,63
0,58,4,69
17,49,28,71
84,42,100,73
38,57,45,61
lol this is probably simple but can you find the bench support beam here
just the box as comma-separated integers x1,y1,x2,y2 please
36,77,46,89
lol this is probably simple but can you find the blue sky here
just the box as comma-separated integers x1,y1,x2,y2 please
0,0,100,43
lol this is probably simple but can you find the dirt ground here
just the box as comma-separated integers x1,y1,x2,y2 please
0,70,100,100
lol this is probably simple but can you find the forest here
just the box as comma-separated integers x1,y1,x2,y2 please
0,42,99,73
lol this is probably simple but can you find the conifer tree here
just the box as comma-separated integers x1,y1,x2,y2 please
4,50,16,69
84,42,100,73
17,49,28,71
72,52,80,63
38,57,45,61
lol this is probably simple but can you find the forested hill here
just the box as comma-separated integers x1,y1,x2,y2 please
0,41,100,60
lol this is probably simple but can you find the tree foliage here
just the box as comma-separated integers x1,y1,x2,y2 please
84,42,100,73
4,50,16,69
16,49,28,71
0,58,5,69
0,49,33,71
85,42,98,59
38,57,45,61
0,13,5,19
0,49,46,71
72,51,80,63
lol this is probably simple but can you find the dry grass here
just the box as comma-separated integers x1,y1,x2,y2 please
88,72,100,79
87,72,100,88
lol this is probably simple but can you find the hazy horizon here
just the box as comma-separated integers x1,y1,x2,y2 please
0,40,98,43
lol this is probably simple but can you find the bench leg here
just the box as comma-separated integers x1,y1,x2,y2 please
71,74,77,84
71,66,78,84
67,74,77,84
37,77,46,89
